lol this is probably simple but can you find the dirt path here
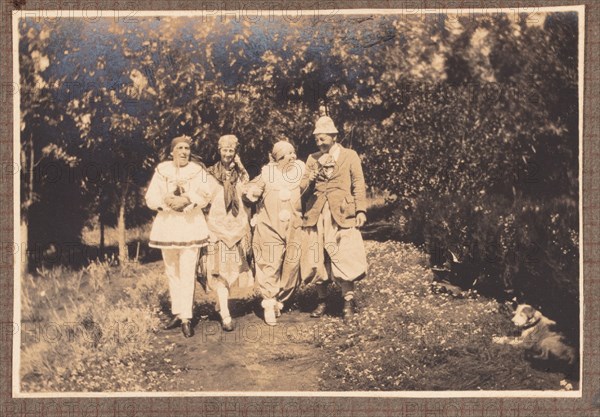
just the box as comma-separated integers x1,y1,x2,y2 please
149,298,324,392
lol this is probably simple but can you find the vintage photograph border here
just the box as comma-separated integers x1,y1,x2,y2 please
2,0,599,414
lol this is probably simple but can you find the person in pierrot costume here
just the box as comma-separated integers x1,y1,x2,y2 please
145,135,213,338
300,116,368,322
245,140,305,326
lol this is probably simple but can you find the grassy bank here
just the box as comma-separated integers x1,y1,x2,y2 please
20,260,174,392
308,241,576,391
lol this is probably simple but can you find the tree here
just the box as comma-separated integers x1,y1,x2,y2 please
63,20,157,263
19,22,80,273
19,12,579,326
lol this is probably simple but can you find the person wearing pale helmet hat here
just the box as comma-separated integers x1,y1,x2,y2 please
244,139,305,325
313,115,339,135
145,135,213,338
199,134,253,332
300,116,368,322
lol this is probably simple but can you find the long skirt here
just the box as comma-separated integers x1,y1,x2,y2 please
300,202,367,285
197,234,254,291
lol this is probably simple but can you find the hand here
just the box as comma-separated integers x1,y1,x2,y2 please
356,212,367,228
316,169,330,182
234,154,244,169
163,194,175,208
308,169,318,182
244,185,262,202
182,203,196,213
166,195,191,212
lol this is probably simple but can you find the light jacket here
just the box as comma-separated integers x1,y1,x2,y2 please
300,145,367,228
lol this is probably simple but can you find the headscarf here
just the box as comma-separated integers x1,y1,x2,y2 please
170,135,192,152
218,134,239,149
271,141,295,161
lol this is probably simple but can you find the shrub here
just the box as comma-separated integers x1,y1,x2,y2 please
362,14,579,337
399,191,578,341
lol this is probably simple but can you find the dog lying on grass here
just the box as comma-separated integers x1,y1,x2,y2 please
493,304,577,372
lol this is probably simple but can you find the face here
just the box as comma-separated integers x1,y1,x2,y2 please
315,133,336,153
278,150,297,167
512,304,535,327
219,146,236,166
171,142,191,167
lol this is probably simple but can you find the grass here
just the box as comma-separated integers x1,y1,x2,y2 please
20,218,577,392
20,258,174,392
304,241,577,391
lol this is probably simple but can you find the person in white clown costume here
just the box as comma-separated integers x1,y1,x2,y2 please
201,134,254,332
245,140,305,325
145,135,212,338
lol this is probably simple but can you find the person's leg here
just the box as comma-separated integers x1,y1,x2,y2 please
164,247,197,337
206,240,235,331
340,280,357,322
328,227,367,284
309,281,329,318
178,247,199,321
254,226,284,299
277,224,302,304
340,281,355,301
328,226,367,322
214,279,233,331
217,240,242,287
254,225,285,325
310,205,334,318
161,248,181,318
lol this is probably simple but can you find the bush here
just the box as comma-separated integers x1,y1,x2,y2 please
400,191,578,341
361,14,579,338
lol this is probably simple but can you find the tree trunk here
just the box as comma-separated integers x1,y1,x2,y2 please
117,190,128,264
20,139,35,275
20,219,28,277
99,188,107,258
99,214,105,258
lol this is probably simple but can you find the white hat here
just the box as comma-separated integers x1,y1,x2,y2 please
313,116,338,135
272,140,295,161
218,134,239,149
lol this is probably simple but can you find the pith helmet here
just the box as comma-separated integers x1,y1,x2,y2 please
313,116,339,135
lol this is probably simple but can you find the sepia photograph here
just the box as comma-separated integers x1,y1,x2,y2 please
13,5,583,396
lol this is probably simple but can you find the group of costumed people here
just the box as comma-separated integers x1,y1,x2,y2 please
145,116,368,338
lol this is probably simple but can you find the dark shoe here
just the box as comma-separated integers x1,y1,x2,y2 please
342,299,356,322
181,321,194,338
222,317,235,332
164,316,181,330
310,302,327,318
